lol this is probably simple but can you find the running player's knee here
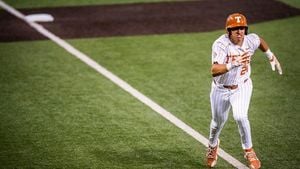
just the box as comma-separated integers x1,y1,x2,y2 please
233,115,248,122
212,117,227,127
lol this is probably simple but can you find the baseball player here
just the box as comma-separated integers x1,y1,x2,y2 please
206,13,282,169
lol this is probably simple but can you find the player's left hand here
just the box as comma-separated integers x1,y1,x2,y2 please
269,55,282,75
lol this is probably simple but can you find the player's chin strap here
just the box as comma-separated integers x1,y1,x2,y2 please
264,49,283,75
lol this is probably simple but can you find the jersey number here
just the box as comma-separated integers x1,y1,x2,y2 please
240,65,248,75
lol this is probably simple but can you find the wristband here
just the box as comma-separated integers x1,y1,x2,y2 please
264,49,273,60
226,63,232,71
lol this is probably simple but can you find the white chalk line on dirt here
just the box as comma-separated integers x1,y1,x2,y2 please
0,1,248,168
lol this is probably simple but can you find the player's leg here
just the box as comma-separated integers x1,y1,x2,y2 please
209,87,231,147
231,79,253,149
207,86,230,167
231,79,261,169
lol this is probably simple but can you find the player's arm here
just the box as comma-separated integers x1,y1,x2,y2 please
211,42,235,77
259,37,283,75
211,63,228,77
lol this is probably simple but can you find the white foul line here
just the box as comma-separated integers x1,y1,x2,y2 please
0,1,248,168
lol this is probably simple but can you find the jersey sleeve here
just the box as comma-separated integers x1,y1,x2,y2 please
212,41,227,64
247,33,260,50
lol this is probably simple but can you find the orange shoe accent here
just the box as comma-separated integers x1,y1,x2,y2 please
244,148,261,169
206,140,220,168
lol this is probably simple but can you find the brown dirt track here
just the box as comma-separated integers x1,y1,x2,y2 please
0,0,300,42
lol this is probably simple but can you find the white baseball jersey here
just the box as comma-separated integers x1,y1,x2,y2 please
208,33,261,150
212,33,260,86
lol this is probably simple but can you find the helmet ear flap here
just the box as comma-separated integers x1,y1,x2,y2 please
227,28,232,36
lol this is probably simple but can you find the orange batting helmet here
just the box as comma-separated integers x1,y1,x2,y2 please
226,13,248,30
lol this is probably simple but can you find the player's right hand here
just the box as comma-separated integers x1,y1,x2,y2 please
269,55,283,75
226,52,250,71
233,52,250,67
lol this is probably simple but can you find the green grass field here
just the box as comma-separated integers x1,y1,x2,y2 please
0,0,300,168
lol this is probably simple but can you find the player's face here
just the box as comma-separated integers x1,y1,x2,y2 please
229,26,246,45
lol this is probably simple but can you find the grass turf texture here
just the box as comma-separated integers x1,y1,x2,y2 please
1,15,299,168
278,0,300,8
1,0,300,167
0,39,232,168
68,16,300,168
